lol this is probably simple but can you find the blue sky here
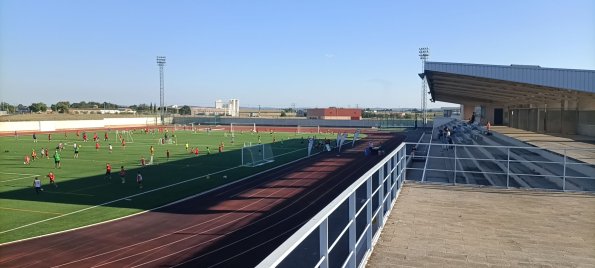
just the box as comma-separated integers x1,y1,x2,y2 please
1,0,594,108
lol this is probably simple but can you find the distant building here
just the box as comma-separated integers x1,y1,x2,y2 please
307,108,362,120
189,107,227,116
215,100,224,109
228,99,239,117
190,99,240,117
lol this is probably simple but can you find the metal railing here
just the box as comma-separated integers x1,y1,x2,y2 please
258,142,408,268
407,143,595,192
258,140,595,267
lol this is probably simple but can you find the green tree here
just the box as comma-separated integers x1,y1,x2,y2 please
179,105,191,115
280,111,287,117
53,101,70,113
29,102,48,112
0,102,16,113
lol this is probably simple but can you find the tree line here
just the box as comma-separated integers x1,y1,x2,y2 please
0,101,192,115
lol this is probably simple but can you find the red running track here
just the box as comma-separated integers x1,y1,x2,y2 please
0,132,404,267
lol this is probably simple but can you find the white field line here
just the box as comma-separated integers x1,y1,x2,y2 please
0,175,39,183
0,147,309,246
0,207,64,216
0,172,39,176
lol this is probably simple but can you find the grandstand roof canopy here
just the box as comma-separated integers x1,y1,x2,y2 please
421,62,595,105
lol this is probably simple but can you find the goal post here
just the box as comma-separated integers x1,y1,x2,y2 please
241,143,274,167
296,125,320,134
230,123,256,137
116,130,134,143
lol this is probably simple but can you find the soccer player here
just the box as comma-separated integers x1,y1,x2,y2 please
47,171,58,188
109,144,113,153
33,133,37,143
93,133,98,142
48,133,51,141
136,171,143,189
140,156,146,166
31,149,37,160
24,155,31,165
166,149,170,161
33,177,42,194
105,163,112,180
95,142,100,151
104,132,109,141
44,147,49,159
83,132,88,142
121,138,126,150
53,150,61,168
119,166,126,183
74,144,80,158
206,146,211,155
194,147,199,156
149,146,155,164
185,142,189,152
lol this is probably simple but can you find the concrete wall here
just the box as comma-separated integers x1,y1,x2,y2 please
173,116,420,128
506,95,595,137
0,117,162,133
577,98,595,136
461,104,475,122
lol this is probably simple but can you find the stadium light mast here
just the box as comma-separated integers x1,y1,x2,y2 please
156,56,166,125
419,47,429,128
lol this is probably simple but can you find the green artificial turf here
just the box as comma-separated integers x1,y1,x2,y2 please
0,128,345,243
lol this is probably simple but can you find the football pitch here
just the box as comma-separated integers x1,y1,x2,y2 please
0,127,341,244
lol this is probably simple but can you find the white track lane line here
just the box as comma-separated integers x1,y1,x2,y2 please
54,154,317,267
171,157,369,267
129,156,365,267
92,169,312,268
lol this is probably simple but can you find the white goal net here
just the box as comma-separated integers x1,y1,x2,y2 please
230,123,256,137
241,144,274,167
116,130,134,143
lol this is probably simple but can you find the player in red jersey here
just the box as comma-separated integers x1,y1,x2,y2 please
47,171,58,188
105,163,112,180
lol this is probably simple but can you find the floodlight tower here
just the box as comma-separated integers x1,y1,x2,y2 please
156,56,166,125
419,47,429,128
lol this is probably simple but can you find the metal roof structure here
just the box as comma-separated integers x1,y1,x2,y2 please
422,62,595,105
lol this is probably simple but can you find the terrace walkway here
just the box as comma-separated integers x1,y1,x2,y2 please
492,126,595,165
367,183,595,268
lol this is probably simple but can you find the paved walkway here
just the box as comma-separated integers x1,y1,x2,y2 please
492,126,595,165
367,183,595,268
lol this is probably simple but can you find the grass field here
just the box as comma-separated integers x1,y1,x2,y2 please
0,127,344,244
